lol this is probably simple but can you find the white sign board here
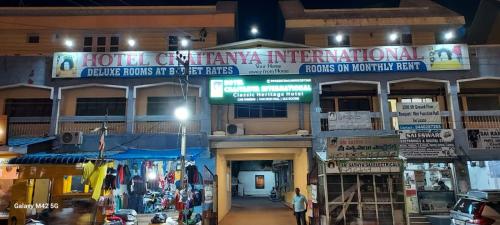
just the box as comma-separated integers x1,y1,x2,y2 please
328,111,372,130
51,44,470,78
467,129,500,150
327,136,400,159
326,160,401,173
399,129,456,158
397,102,441,130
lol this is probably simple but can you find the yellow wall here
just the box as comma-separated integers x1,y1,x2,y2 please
0,87,51,114
60,87,126,116
135,84,200,116
216,147,309,222
211,104,310,135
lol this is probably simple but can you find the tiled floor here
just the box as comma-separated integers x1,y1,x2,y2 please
219,197,296,225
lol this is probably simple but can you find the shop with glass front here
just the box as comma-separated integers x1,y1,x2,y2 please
403,162,456,214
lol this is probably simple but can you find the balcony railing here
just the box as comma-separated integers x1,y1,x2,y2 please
134,115,201,134
320,112,383,131
58,116,127,134
8,117,51,137
462,110,500,129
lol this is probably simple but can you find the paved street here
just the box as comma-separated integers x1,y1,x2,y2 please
219,197,296,225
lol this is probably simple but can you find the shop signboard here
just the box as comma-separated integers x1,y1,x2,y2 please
209,76,312,104
51,44,470,78
397,102,441,130
326,160,402,173
467,128,500,150
327,136,400,159
328,111,372,130
399,129,456,158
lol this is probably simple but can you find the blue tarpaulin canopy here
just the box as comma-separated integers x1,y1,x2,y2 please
8,151,120,164
108,147,204,160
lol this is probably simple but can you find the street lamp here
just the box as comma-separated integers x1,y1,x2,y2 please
250,26,259,36
444,31,454,41
64,39,74,48
180,38,190,48
175,106,190,189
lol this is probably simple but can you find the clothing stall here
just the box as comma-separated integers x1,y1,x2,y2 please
107,147,210,225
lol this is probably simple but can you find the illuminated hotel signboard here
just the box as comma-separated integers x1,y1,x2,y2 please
209,77,312,104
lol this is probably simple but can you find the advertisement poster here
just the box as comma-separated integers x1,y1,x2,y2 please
52,44,470,78
397,102,441,130
209,76,312,104
399,129,456,158
467,128,500,150
328,111,372,130
327,136,400,159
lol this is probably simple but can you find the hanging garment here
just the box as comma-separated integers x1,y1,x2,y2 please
128,175,147,195
82,161,109,200
123,165,131,184
117,164,124,184
104,173,117,190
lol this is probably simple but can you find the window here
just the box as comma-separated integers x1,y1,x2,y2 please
4,98,52,117
338,98,371,111
83,37,93,52
83,36,120,52
27,34,39,44
168,36,178,51
234,103,287,118
110,36,120,52
401,33,412,45
328,35,350,47
320,99,335,113
75,98,126,116
146,97,196,116
97,37,106,52
466,96,500,110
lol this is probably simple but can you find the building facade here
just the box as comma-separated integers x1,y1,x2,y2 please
0,0,499,225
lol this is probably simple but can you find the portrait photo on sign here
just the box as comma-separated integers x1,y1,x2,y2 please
54,54,78,78
255,175,265,189
210,80,224,98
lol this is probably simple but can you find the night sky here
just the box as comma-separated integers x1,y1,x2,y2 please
0,0,480,41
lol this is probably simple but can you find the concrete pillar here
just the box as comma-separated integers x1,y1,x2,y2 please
126,85,135,134
379,81,392,131
49,87,60,136
448,81,463,129
200,79,211,134
310,81,321,135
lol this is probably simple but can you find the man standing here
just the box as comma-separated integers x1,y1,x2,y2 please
293,187,307,225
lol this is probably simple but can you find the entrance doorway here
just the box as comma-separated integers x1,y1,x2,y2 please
215,147,309,224
218,160,296,225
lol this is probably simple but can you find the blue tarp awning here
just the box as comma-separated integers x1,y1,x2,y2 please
8,136,56,147
8,151,120,165
109,147,204,160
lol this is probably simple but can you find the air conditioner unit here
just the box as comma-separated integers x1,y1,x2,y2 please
61,132,83,145
226,123,244,135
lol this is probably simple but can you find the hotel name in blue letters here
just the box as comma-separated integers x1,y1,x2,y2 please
52,44,469,78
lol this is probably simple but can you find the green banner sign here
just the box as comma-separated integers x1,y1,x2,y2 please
209,76,312,104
